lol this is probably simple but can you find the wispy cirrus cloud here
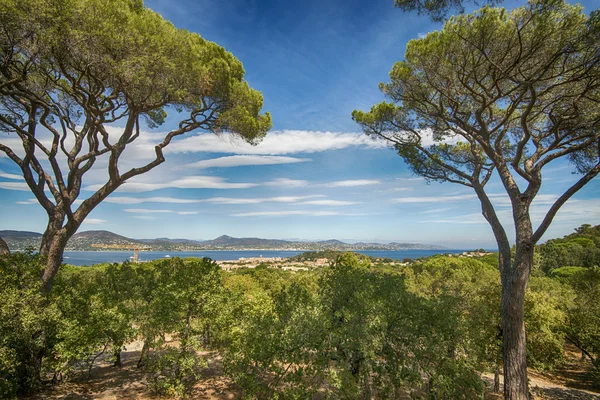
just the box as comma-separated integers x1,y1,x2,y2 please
82,218,108,224
392,194,477,203
202,195,323,205
420,197,596,227
16,198,38,205
264,178,310,188
374,187,415,194
104,197,202,204
420,207,451,214
0,170,23,180
105,195,327,205
232,210,342,217
123,209,199,215
85,176,257,193
232,210,379,217
188,155,312,169
299,199,360,206
0,182,30,191
328,179,380,187
421,213,486,224
264,178,380,189
487,193,558,207
167,130,387,155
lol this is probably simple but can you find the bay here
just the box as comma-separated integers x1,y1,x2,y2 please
62,249,469,266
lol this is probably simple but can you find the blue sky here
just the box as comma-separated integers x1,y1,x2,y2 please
1,0,599,248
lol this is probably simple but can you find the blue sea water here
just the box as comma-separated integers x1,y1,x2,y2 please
62,249,469,266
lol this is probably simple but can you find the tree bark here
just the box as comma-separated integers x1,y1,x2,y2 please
40,228,70,293
137,340,149,368
501,238,533,400
113,345,122,368
493,364,501,393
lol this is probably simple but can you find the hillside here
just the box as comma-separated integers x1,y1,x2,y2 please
67,230,140,250
0,230,447,251
0,230,43,250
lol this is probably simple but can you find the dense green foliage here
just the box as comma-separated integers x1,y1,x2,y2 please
0,255,224,398
0,252,60,397
561,267,600,373
289,250,377,262
3,240,597,398
540,224,600,274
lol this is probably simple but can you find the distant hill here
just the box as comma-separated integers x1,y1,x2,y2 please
68,230,139,250
0,230,43,250
1,229,447,251
203,235,291,248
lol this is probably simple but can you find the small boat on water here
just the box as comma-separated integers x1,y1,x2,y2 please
165,255,171,258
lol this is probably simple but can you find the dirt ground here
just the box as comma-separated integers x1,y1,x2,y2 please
30,340,240,400
32,343,599,399
483,347,600,400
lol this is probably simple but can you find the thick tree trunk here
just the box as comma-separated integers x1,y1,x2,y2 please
501,241,533,400
40,229,69,293
39,210,84,293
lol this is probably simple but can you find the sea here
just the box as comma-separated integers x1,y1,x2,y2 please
62,249,470,267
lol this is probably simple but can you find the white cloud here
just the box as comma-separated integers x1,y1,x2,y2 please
123,208,199,215
392,194,477,203
82,218,107,224
105,197,202,204
374,187,415,193
264,178,380,189
16,198,38,205
85,176,257,193
104,195,326,205
421,213,487,224
232,210,342,217
420,207,452,214
419,197,600,229
188,155,312,169
166,130,387,155
264,178,310,188
0,170,23,180
395,177,425,182
203,195,324,205
299,200,360,206
232,210,379,217
0,182,30,191
328,179,380,187
487,193,558,207
132,216,156,220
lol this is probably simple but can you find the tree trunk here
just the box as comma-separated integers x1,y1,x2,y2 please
493,364,500,393
501,243,532,400
137,340,149,368
40,229,69,293
113,345,122,368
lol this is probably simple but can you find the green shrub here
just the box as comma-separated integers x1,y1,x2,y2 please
147,348,206,398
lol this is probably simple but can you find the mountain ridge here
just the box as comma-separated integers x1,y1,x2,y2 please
0,229,448,251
